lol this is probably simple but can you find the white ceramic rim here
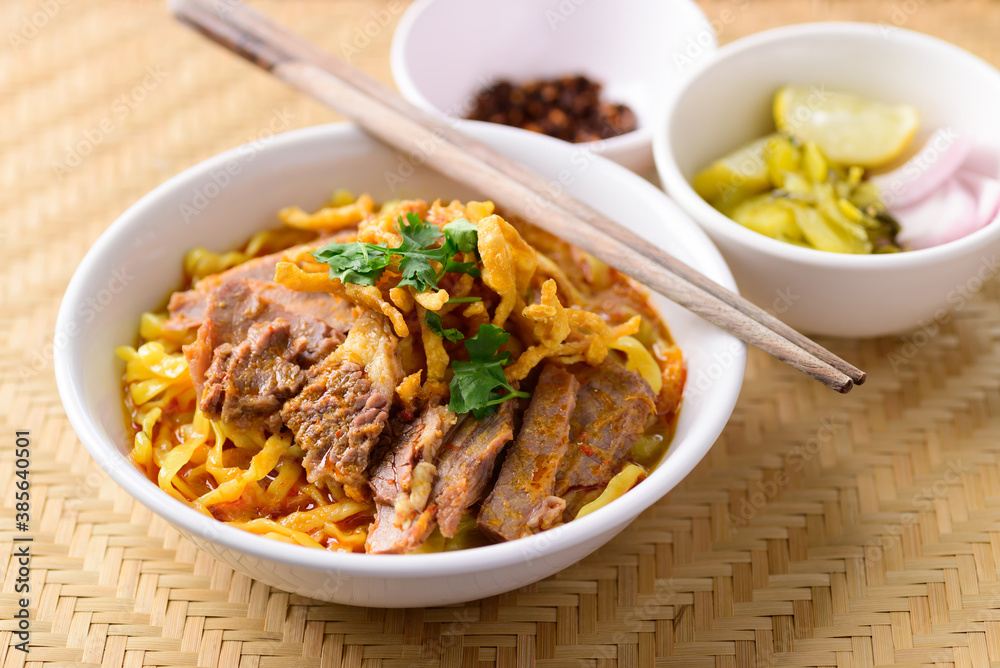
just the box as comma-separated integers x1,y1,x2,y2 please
55,122,745,579
655,21,1000,269
389,0,698,159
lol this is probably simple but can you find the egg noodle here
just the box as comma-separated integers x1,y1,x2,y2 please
118,192,684,552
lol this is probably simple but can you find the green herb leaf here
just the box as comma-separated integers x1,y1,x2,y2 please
465,323,511,364
397,254,441,291
448,324,530,418
424,310,464,343
310,242,391,286
310,213,480,293
445,296,483,304
435,218,481,281
398,213,444,252
438,258,481,279
442,218,479,253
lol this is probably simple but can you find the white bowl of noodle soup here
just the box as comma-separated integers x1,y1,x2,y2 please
54,121,745,607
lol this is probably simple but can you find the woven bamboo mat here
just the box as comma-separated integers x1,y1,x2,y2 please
5,0,1000,666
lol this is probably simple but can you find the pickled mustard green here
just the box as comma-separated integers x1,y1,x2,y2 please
695,135,901,254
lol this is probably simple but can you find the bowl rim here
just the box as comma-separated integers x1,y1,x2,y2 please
54,121,745,579
389,0,716,158
654,21,1000,269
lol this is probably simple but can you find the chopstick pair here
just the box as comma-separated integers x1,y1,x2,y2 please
168,0,866,393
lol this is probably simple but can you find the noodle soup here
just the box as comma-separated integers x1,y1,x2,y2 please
118,193,685,553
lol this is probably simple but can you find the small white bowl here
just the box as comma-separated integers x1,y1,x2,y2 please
655,23,1000,338
391,0,716,173
55,121,744,608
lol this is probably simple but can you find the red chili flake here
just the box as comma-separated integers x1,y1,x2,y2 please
335,430,344,438
466,75,638,144
579,444,596,457
399,409,414,422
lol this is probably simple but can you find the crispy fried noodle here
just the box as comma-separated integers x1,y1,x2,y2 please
118,192,686,553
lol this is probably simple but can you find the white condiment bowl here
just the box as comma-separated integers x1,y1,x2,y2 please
654,22,1000,338
390,0,716,173
55,122,744,607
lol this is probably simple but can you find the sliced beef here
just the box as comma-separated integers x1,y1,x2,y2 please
283,360,386,499
366,504,436,554
366,404,457,554
281,311,404,501
554,360,655,496
478,365,579,541
199,319,307,433
183,278,346,400
431,399,516,538
369,404,457,505
167,234,359,438
165,253,282,331
164,232,356,333
166,289,211,333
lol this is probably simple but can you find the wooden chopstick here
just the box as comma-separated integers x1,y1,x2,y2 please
168,0,864,393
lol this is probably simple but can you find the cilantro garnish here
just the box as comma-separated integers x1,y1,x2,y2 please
424,310,464,342
445,296,482,304
448,324,530,418
312,214,523,418
310,214,481,292
310,239,391,286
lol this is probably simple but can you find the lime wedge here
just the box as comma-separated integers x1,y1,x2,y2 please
773,85,919,168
